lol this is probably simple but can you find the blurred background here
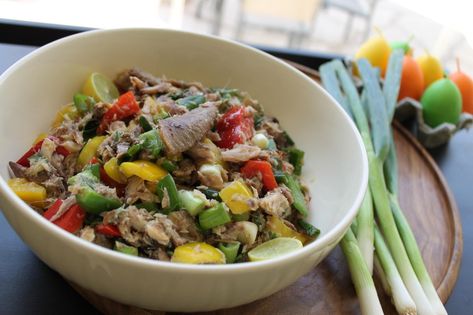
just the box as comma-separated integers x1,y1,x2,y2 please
0,0,472,73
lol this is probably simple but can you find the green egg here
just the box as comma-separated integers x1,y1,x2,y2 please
421,78,462,127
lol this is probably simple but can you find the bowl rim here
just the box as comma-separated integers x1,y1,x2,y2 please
0,27,368,273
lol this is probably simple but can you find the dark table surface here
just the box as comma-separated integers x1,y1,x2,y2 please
0,42,471,315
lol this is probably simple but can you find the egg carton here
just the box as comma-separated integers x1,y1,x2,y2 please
395,98,473,148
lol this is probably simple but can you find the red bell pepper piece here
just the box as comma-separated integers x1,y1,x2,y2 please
241,160,278,191
99,166,126,197
17,136,70,167
43,200,86,233
98,91,140,133
216,106,254,149
95,223,121,238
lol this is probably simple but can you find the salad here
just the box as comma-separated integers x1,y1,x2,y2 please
8,68,319,264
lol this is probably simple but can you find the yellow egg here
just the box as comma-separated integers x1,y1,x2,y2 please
355,35,391,77
416,54,444,90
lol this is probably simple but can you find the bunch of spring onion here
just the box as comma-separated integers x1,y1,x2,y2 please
320,51,447,315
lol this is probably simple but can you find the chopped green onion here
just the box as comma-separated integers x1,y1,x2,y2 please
176,94,206,110
76,187,122,214
114,241,138,256
156,174,180,213
287,147,304,176
200,188,222,201
139,129,163,159
232,212,250,222
159,159,177,173
198,203,231,230
218,242,240,263
139,115,153,132
297,219,320,238
283,174,308,217
178,190,205,216
73,93,95,114
135,201,159,212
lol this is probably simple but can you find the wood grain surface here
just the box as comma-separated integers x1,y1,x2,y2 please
69,64,463,315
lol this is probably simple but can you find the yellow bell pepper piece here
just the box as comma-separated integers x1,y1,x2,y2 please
51,103,79,128
77,136,106,170
267,215,309,244
103,157,127,184
219,180,253,214
119,160,167,182
33,132,48,145
171,242,226,264
8,178,47,205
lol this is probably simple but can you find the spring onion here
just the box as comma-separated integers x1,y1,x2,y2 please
156,174,180,213
340,227,384,315
178,190,205,216
332,59,435,315
374,226,416,315
218,242,240,263
198,203,231,230
390,195,447,315
287,147,305,176
114,241,138,256
356,189,374,275
283,174,308,217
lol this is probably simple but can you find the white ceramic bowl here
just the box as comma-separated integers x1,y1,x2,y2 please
0,28,367,312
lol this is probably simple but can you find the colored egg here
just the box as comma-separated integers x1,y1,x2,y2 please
398,55,424,101
355,35,391,77
421,78,462,127
416,54,444,90
390,41,412,55
449,63,473,114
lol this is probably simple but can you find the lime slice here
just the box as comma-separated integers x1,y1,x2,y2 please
82,72,119,104
248,237,303,262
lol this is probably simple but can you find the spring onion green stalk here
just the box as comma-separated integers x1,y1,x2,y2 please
383,49,405,121
198,203,231,230
357,59,390,162
332,59,434,315
374,226,417,315
319,62,352,118
218,242,240,263
390,195,447,315
340,227,384,315
356,189,375,275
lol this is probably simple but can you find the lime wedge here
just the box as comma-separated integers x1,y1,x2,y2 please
248,237,303,262
82,72,119,104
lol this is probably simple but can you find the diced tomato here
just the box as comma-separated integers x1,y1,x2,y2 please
17,137,70,167
99,166,126,197
43,200,85,233
95,223,121,238
241,160,278,191
98,91,140,133
216,106,254,149
43,199,63,220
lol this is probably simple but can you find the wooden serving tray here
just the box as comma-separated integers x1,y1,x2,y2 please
69,63,463,315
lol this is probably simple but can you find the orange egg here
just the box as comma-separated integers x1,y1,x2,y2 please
398,55,424,101
449,60,473,114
